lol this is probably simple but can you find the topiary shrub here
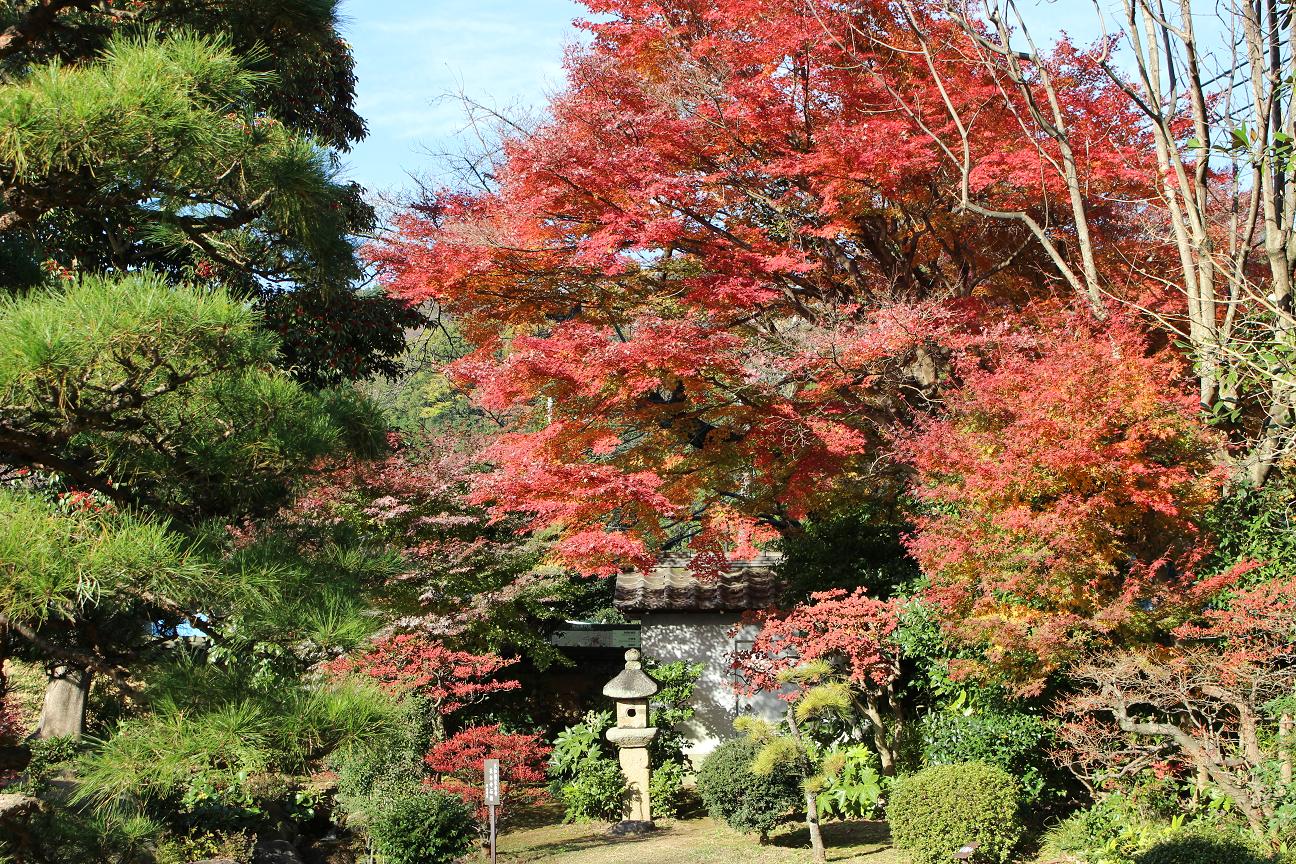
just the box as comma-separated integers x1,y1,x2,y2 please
1135,824,1272,864
886,762,1022,864
696,738,801,842
366,787,475,864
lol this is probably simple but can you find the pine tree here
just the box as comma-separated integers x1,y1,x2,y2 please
0,0,419,383
0,272,386,737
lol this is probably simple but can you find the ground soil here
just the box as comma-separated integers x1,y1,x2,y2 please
490,805,906,864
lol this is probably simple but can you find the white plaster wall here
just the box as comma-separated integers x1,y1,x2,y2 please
640,613,786,763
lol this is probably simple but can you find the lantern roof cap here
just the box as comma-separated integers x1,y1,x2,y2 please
602,649,659,700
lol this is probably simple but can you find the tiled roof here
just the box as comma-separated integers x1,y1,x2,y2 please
614,554,784,613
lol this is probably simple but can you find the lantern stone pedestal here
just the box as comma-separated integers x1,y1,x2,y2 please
602,649,659,834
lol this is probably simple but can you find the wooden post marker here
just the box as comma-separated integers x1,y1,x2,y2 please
484,758,501,863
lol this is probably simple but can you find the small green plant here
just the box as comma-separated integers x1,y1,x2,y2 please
22,735,79,782
547,711,626,822
816,744,882,819
1135,823,1272,864
548,710,612,781
366,787,476,864
155,829,255,864
1041,793,1196,864
555,755,627,823
886,762,1022,864
650,758,688,819
696,738,801,842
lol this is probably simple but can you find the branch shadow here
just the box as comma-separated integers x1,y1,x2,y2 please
770,819,893,857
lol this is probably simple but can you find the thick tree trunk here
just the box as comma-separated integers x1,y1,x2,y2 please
35,665,90,739
863,692,899,776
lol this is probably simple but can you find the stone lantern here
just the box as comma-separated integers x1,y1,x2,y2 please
603,648,659,831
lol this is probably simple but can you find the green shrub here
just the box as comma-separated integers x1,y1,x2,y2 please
696,738,801,841
920,708,1060,803
886,763,1022,864
1135,823,1271,864
548,710,612,783
817,744,882,819
650,758,688,819
547,711,626,822
555,756,626,823
1039,794,1215,864
366,788,475,864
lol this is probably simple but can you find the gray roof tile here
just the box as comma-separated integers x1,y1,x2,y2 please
613,553,784,613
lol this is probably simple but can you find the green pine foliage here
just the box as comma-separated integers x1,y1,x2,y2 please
0,488,208,629
0,3,419,861
72,676,404,819
0,273,382,518
0,1,414,386
0,31,359,285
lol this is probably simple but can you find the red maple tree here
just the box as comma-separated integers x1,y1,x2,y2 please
733,588,905,772
1058,576,1296,834
424,724,551,820
325,634,519,714
902,309,1223,691
366,0,1158,573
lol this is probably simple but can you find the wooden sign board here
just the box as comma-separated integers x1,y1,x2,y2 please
484,758,501,806
548,623,640,649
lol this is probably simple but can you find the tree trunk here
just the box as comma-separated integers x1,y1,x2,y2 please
35,665,90,739
805,790,826,864
1280,713,1293,786
786,704,828,863
863,692,898,776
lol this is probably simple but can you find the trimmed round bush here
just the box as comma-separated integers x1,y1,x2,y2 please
367,788,475,864
696,738,801,841
1135,824,1271,864
886,763,1022,864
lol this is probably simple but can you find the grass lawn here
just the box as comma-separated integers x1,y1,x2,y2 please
493,805,906,864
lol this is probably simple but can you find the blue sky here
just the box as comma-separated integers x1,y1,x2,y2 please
334,0,1185,196
337,0,585,194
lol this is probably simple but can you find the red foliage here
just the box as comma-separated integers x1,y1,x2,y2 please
326,634,519,713
1173,573,1296,671
366,0,1159,573
901,310,1223,690
425,724,551,820
733,588,903,699
0,694,24,747
284,432,549,639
